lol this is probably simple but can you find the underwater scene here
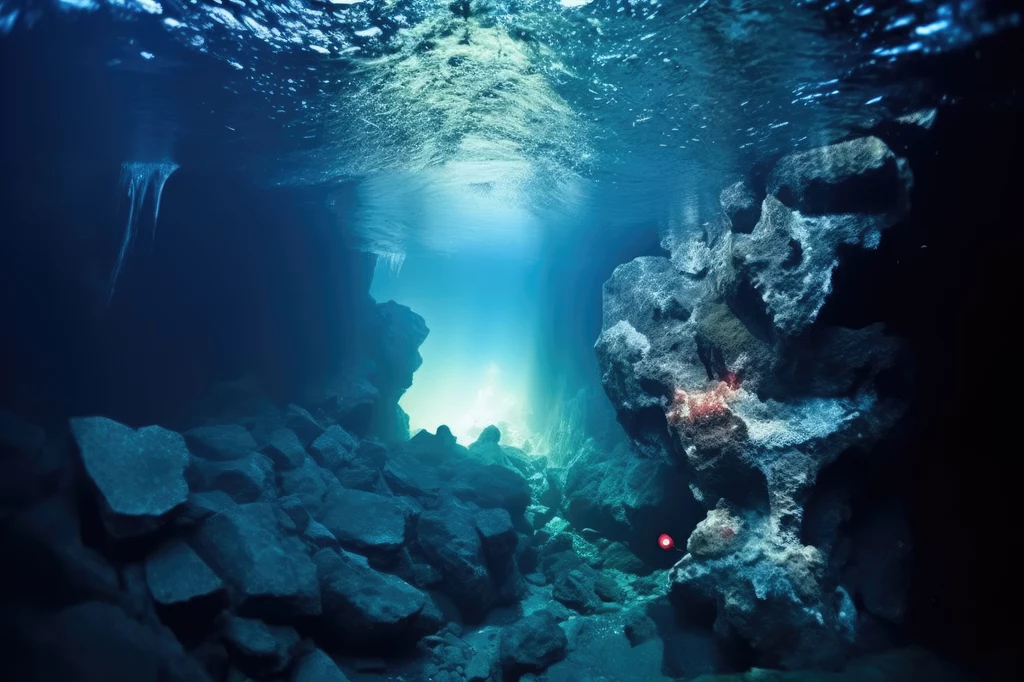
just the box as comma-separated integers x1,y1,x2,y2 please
1,0,1021,681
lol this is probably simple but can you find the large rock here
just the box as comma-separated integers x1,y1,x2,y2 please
596,137,916,669
498,610,567,679
188,452,276,503
767,135,910,216
185,424,259,461
69,417,189,538
145,538,225,607
285,403,325,445
314,548,429,648
279,455,332,517
319,487,410,559
417,500,495,619
309,425,358,472
451,463,531,516
262,428,307,470
368,301,429,440
192,503,321,620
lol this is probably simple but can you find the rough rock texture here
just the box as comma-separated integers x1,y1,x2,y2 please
69,417,190,539
145,539,225,607
291,649,351,682
192,503,321,620
188,452,276,504
185,424,259,461
499,609,568,680
319,486,411,560
596,137,915,669
220,613,301,676
417,500,496,619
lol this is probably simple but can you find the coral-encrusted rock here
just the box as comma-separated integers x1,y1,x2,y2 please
193,503,321,620
596,136,915,669
720,180,760,234
767,135,910,216
69,417,189,538
314,548,430,648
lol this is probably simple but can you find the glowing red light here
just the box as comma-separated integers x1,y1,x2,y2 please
658,533,675,551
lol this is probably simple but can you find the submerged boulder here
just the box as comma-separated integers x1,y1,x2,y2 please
219,613,302,677
417,500,495,619
185,424,259,461
319,487,410,559
291,649,351,682
69,417,190,539
499,610,568,679
193,503,321,620
188,451,276,503
145,539,225,607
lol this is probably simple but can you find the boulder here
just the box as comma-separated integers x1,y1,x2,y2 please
499,610,567,679
279,455,332,517
262,429,307,470
476,508,518,568
291,649,351,682
417,500,495,619
304,520,340,551
220,614,301,677
145,539,225,607
69,417,189,538
314,548,429,648
720,180,760,234
451,463,531,516
193,503,321,620
185,424,259,461
285,404,325,445
189,452,276,503
309,425,358,472
277,495,311,532
551,568,601,614
319,487,410,559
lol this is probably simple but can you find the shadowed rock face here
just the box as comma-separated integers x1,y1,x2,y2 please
595,136,915,669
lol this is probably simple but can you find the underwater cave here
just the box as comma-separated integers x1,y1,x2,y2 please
0,2,1021,682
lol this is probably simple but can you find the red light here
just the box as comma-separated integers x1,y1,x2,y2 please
658,533,675,551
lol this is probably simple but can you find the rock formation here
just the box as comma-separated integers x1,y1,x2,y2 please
595,136,916,669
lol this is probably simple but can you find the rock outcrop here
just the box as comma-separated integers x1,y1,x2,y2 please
595,136,915,669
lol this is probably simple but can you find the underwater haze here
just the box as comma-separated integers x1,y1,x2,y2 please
1,1,1022,682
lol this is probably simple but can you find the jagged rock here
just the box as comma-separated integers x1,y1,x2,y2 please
767,135,910,216
720,180,760,234
476,508,518,568
623,609,658,647
19,601,212,682
145,539,225,607
189,452,276,503
417,499,495,619
185,424,259,461
319,487,410,559
354,439,388,470
686,505,746,559
69,417,189,538
314,548,429,648
220,614,301,677
304,519,340,550
278,494,311,532
451,462,532,515
279,455,332,517
193,503,321,620
262,428,307,470
291,649,351,682
599,541,645,574
286,404,325,445
310,425,358,472
733,195,897,336
499,609,567,679
177,490,238,527
552,568,601,614
370,301,429,440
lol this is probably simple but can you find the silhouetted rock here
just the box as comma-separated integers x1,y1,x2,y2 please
499,610,567,680
193,503,321,620
185,424,259,461
476,508,518,567
720,180,760,234
70,417,190,539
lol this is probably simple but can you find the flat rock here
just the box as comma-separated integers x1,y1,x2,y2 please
145,538,225,606
291,649,352,682
185,424,259,461
70,417,189,538
319,487,410,557
262,428,307,470
314,548,428,648
193,502,321,620
499,609,568,679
